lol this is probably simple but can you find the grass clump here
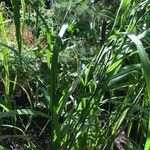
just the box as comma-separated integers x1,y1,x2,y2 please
0,0,150,149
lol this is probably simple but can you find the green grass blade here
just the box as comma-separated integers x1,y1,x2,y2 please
128,34,150,98
0,12,10,108
128,34,150,150
111,0,132,33
49,37,61,114
21,0,25,29
12,0,22,53
0,109,50,119
57,77,80,118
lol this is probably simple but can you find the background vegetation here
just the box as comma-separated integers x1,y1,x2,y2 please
0,0,150,149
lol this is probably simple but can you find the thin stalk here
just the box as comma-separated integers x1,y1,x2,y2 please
0,12,10,109
12,0,22,53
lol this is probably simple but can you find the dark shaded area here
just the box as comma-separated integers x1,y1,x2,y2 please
2,115,51,149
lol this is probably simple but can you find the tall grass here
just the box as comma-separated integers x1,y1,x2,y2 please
0,11,10,109
0,0,150,149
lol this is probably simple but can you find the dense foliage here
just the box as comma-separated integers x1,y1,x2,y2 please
0,0,150,149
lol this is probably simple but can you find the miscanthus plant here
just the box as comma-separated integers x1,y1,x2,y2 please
0,0,150,149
